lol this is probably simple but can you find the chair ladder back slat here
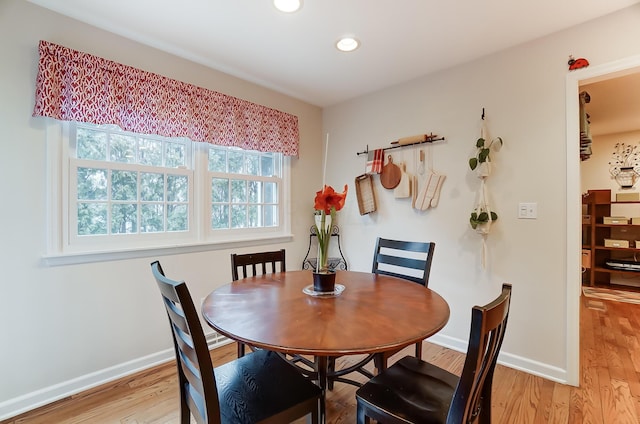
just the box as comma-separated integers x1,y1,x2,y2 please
176,347,207,396
163,299,188,332
376,253,427,271
374,268,425,286
186,394,206,424
173,326,206,385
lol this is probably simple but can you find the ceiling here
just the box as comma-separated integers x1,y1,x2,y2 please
582,72,640,136
28,0,640,107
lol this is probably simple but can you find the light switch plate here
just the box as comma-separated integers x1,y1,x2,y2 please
518,202,537,219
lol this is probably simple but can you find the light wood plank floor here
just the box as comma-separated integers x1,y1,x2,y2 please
3,294,639,423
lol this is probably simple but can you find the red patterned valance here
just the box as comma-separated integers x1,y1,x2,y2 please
32,40,299,156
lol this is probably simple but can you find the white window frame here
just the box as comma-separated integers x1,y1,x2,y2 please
43,120,292,266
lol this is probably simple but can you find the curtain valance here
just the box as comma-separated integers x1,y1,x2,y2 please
32,40,299,156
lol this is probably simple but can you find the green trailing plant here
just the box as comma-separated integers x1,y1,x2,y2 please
469,136,503,170
469,208,498,230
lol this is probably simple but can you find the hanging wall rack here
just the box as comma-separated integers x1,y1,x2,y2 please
356,135,445,156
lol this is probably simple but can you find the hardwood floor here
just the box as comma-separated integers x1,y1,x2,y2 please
3,295,639,423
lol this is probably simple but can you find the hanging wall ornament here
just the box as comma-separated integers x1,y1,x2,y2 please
414,145,446,210
468,110,503,269
608,141,640,189
568,55,590,71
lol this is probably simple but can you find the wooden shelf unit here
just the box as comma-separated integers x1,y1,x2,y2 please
582,189,640,286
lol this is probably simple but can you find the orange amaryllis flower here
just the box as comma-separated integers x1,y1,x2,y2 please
314,184,348,214
313,184,348,273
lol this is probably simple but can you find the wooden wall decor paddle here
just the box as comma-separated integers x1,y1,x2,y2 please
380,156,402,189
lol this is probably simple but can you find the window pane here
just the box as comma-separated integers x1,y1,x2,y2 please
231,179,247,203
109,133,137,163
264,182,277,203
261,154,274,177
211,204,229,229
248,205,260,227
141,204,164,233
228,151,244,174
165,142,185,168
111,203,137,234
264,205,277,227
112,170,138,201
167,175,188,202
77,128,107,160
245,153,259,176
77,202,108,235
208,148,227,172
212,178,229,203
140,172,164,201
273,155,282,177
231,204,247,228
248,180,261,203
139,138,163,166
167,204,188,231
77,167,108,200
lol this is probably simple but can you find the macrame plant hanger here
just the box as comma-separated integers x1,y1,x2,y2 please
474,108,494,269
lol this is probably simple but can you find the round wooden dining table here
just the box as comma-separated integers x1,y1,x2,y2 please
201,269,450,422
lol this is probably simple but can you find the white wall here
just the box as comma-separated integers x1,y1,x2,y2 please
582,130,640,194
0,0,323,418
323,2,640,388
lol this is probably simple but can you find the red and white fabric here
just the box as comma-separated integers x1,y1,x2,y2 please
365,149,384,174
32,40,299,156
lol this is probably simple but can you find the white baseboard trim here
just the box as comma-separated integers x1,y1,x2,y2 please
427,333,570,385
0,333,231,421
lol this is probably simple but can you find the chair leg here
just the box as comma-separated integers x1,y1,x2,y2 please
327,356,336,390
179,395,190,424
373,352,387,375
306,401,320,424
237,341,245,358
356,402,370,424
415,341,422,359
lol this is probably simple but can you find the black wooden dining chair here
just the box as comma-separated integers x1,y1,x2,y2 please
231,248,286,281
372,237,435,366
231,249,286,357
151,260,322,424
355,283,512,424
326,238,436,389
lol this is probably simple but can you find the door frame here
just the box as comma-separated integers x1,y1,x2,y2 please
565,54,640,386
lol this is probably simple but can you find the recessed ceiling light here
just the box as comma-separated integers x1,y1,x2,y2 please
274,0,302,13
336,37,360,52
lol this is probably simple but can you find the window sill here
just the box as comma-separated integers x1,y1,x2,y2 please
42,234,294,266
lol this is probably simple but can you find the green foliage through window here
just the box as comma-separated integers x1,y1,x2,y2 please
69,123,282,242
208,147,281,230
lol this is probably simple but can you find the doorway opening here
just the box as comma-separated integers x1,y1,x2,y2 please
580,72,640,290
566,55,640,386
